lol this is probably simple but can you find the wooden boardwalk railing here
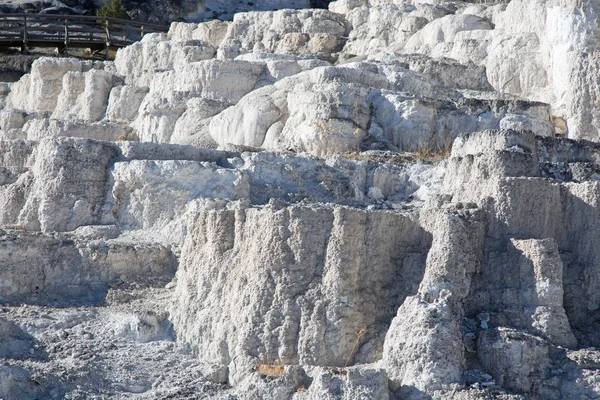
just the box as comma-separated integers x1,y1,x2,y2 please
0,13,169,58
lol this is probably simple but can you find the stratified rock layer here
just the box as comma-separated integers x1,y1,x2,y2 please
2,1,600,399
172,205,430,382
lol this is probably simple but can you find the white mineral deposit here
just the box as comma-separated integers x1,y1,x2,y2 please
1,0,600,399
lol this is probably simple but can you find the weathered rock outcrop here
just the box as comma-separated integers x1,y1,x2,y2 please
0,228,176,301
168,130,600,399
5,0,580,155
172,205,431,382
3,1,600,399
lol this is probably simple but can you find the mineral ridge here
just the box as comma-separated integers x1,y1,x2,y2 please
1,0,600,399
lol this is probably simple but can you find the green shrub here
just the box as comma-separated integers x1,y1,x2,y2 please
96,0,129,20
310,0,334,8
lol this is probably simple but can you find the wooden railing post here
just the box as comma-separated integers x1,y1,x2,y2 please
0,13,168,57
104,17,111,60
22,14,28,52
63,18,69,53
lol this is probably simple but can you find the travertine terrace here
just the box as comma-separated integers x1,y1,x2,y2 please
2,0,600,399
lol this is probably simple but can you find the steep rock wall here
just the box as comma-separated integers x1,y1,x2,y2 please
171,205,431,382
2,1,600,399
3,2,578,155
169,130,600,399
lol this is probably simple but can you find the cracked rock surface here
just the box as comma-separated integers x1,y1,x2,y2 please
3,0,600,399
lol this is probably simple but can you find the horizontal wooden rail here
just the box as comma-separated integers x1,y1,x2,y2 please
0,13,169,58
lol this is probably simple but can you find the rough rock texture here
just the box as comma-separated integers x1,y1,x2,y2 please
0,228,176,301
17,137,119,232
1,2,564,156
172,205,430,383
4,1,600,399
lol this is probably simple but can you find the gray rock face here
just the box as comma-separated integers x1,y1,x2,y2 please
0,318,34,359
443,131,600,354
0,228,176,300
171,205,430,382
19,137,119,232
166,129,600,398
0,134,442,302
478,328,550,394
4,1,600,399
0,365,47,400
383,207,485,394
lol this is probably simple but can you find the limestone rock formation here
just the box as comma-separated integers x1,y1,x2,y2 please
3,0,600,399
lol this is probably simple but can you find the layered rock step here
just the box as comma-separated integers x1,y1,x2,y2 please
1,3,563,157
0,228,176,303
169,130,600,399
172,205,431,381
1,0,600,398
0,135,441,302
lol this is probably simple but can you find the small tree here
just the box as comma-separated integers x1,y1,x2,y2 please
310,0,334,8
96,0,129,20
